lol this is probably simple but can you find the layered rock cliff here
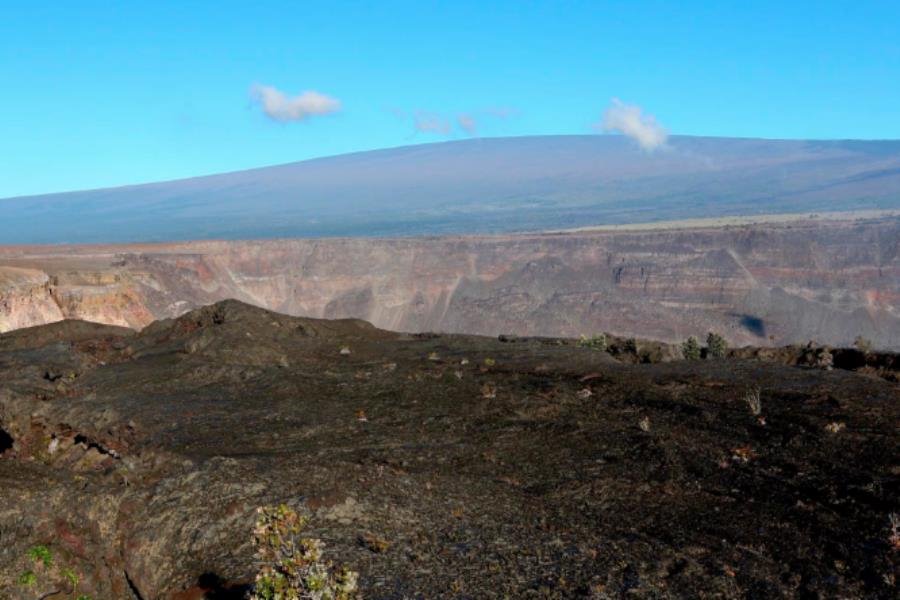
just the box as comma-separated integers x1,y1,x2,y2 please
0,267,64,331
1,215,898,349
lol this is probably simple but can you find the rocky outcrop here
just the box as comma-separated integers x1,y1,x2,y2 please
1,215,898,349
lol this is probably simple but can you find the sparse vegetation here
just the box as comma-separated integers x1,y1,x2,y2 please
854,335,873,353
816,348,834,370
802,344,834,370
248,504,359,600
682,336,701,360
63,568,78,591
744,386,762,416
706,332,728,358
577,334,608,351
15,545,92,600
27,545,52,569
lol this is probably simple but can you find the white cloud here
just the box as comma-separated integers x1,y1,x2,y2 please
250,84,341,123
599,98,668,151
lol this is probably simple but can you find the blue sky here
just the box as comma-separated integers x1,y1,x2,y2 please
1,1,898,198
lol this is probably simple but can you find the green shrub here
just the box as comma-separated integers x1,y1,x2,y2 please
249,504,359,600
706,332,728,358
682,336,701,360
577,334,608,351
26,546,52,569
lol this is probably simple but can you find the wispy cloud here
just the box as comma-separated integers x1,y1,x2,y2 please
598,98,668,151
392,106,515,137
414,111,452,135
250,84,341,123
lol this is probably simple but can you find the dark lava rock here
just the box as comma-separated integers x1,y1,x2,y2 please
0,300,897,598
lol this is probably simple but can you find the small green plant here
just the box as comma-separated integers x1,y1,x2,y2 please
249,504,359,600
27,545,53,569
706,332,728,358
16,545,90,599
18,571,37,586
682,336,701,360
577,334,608,351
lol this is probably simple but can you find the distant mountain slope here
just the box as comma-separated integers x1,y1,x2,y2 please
2,135,899,243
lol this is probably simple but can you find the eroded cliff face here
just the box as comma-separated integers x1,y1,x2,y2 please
0,267,156,333
0,267,64,331
1,216,898,348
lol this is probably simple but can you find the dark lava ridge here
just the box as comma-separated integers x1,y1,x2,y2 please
0,300,897,598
